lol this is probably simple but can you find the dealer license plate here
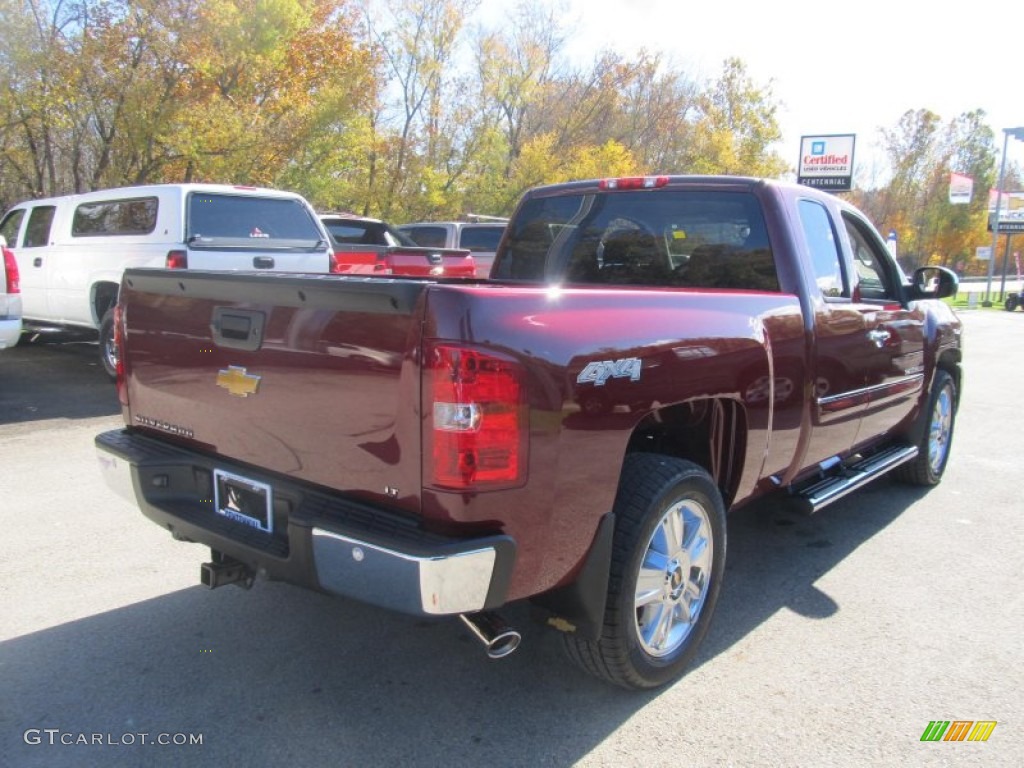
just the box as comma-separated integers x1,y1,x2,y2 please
213,469,273,534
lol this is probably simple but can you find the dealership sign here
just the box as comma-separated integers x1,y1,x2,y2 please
949,173,973,205
797,134,856,191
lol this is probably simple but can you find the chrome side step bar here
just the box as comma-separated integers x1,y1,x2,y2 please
793,445,919,514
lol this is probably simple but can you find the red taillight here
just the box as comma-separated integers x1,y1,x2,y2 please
329,251,391,274
599,176,669,190
424,343,526,490
166,250,187,269
114,303,128,406
3,247,19,293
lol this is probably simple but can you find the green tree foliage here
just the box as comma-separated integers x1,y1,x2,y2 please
683,58,787,178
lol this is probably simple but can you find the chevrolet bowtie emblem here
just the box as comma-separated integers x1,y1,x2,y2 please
216,366,261,397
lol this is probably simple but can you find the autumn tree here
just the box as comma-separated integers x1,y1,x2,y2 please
0,0,376,206
682,58,787,177
858,109,997,273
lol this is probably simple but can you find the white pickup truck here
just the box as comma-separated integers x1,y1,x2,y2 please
0,183,330,376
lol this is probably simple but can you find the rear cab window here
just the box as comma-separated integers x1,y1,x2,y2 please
323,219,415,247
400,226,448,248
187,193,324,250
459,226,504,252
493,189,779,291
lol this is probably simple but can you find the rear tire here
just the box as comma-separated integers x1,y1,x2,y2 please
894,369,956,486
1005,296,1018,312
561,454,726,689
99,308,118,381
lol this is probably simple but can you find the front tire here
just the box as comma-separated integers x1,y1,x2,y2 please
895,369,956,486
99,308,118,381
562,454,726,689
1005,296,1018,312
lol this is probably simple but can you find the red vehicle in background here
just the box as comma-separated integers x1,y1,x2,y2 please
320,213,475,277
0,236,22,349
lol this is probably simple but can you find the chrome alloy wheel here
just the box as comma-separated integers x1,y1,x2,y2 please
928,384,954,475
634,498,714,658
103,332,119,375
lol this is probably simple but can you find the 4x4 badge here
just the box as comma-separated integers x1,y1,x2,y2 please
577,358,642,387
217,366,261,397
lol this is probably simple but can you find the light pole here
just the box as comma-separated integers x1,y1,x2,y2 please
984,126,1024,306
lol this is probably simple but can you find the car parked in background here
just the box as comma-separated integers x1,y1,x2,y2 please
0,183,331,375
319,213,475,277
397,219,507,277
0,235,22,349
1005,290,1024,312
319,213,415,249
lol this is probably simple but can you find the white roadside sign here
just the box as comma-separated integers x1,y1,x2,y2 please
797,134,856,192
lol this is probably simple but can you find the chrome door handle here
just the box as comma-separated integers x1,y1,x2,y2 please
867,329,891,348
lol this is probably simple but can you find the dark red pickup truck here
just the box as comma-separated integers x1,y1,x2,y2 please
96,176,962,689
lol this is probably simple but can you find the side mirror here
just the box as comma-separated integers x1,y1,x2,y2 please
910,266,958,300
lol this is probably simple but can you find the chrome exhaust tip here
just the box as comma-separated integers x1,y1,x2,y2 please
459,612,522,659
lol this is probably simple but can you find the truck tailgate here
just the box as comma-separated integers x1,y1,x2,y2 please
330,246,475,277
119,269,426,514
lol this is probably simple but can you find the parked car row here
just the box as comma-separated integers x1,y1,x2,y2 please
0,182,507,367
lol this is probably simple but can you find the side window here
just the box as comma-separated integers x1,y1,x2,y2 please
843,214,897,301
324,221,373,244
72,197,158,236
0,209,26,246
24,206,56,248
798,199,845,297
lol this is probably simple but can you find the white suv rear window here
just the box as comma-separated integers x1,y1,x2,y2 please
188,194,322,246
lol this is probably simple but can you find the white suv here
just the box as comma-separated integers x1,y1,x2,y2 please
0,183,330,375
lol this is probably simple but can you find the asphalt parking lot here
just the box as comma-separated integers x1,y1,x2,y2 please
1,311,1022,768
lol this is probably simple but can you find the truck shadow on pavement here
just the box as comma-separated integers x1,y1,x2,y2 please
2,478,926,768
0,335,118,424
